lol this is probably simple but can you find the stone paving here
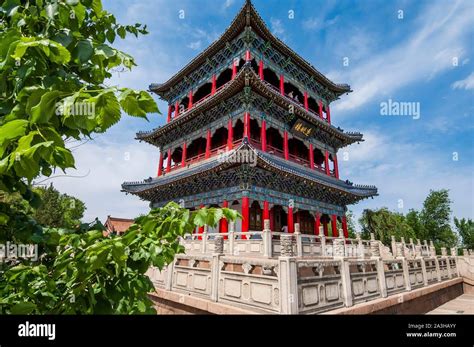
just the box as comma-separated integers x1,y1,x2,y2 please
427,294,474,314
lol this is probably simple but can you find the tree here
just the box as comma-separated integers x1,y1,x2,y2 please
0,0,238,314
419,190,457,250
0,203,239,314
454,217,474,250
33,184,85,229
359,208,415,245
405,209,423,240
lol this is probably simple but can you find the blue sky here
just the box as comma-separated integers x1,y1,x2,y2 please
50,0,473,228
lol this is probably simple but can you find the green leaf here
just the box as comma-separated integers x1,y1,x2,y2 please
72,40,93,63
0,119,29,156
11,302,37,314
30,91,61,123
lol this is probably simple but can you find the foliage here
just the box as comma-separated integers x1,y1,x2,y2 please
454,217,474,250
419,189,457,250
0,0,158,207
0,203,240,314
33,184,85,229
359,207,416,245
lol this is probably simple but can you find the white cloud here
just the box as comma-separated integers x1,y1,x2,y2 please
44,137,158,222
342,129,473,227
329,0,473,113
452,72,474,90
223,0,235,10
270,18,285,36
187,40,202,50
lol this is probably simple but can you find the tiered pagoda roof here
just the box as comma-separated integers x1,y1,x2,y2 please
149,0,351,101
139,65,362,149
122,140,377,205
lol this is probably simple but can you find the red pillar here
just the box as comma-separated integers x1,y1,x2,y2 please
324,150,330,176
181,142,187,168
314,212,320,235
279,74,285,95
259,60,264,79
263,201,269,230
287,205,294,233
318,100,323,119
323,222,329,236
309,144,314,169
283,131,289,160
220,200,228,236
245,50,251,61
304,92,308,110
175,101,180,118
327,105,331,124
331,215,338,237
205,129,211,159
211,74,216,95
342,216,348,238
232,59,237,79
167,105,172,123
243,112,250,138
261,119,267,151
188,90,193,110
242,196,249,237
227,119,233,150
157,152,164,176
334,153,339,179
166,148,172,173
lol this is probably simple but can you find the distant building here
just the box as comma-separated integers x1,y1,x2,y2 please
103,216,133,237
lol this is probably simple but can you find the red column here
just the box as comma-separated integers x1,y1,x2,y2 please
287,204,294,233
261,119,267,151
331,215,338,237
263,201,269,230
167,105,172,123
309,143,314,169
242,196,249,237
227,119,233,150
327,105,331,124
304,92,308,110
314,212,320,235
166,148,172,173
232,59,237,79
243,112,250,138
175,101,180,118
181,142,187,167
245,50,251,61
279,74,284,95
220,200,228,237
318,100,323,119
342,216,348,238
205,129,211,159
157,152,164,176
324,150,330,176
323,222,329,236
198,204,205,239
334,153,339,179
259,60,264,79
211,74,216,95
188,90,193,110
283,131,289,160
269,208,274,231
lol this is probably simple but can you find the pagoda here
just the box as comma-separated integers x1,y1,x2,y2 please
122,0,377,237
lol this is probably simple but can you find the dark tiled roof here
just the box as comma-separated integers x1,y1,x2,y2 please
122,140,377,199
149,0,350,99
